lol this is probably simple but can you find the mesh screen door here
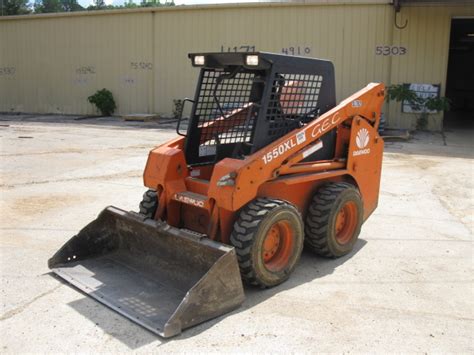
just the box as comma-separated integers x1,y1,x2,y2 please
191,69,258,161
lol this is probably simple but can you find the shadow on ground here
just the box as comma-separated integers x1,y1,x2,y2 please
384,129,474,160
3,114,472,159
62,240,366,349
0,113,182,131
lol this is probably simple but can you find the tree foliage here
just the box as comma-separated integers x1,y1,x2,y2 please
34,0,83,13
123,0,138,8
1,0,173,15
60,0,83,11
34,0,61,13
1,0,32,15
386,84,451,130
141,0,160,7
86,0,106,10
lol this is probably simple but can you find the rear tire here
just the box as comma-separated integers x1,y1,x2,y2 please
305,182,363,258
139,189,158,218
230,198,304,288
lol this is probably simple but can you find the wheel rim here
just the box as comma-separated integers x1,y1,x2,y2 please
262,220,294,272
335,201,358,245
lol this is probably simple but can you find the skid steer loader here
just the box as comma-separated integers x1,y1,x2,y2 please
49,52,385,337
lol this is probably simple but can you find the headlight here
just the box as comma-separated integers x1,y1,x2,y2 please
245,55,259,66
194,55,205,66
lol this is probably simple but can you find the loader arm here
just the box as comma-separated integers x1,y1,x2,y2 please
208,83,385,211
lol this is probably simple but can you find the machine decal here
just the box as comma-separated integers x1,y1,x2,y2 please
353,128,371,156
352,100,363,107
302,141,323,158
262,136,299,164
199,145,217,157
311,112,342,137
296,131,306,145
174,193,205,207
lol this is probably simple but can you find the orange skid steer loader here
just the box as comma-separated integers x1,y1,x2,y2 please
49,52,385,337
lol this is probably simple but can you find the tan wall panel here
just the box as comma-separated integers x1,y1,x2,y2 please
388,5,474,130
1,2,473,131
1,13,153,115
152,4,392,115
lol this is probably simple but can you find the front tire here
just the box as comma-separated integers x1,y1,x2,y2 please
139,189,158,218
305,182,363,258
230,198,304,288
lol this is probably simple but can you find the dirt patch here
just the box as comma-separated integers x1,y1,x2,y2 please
8,194,90,218
433,182,473,231
1,170,143,189
414,159,439,170
384,153,440,170
0,148,84,157
0,145,152,157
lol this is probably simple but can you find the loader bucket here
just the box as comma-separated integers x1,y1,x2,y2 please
48,206,245,338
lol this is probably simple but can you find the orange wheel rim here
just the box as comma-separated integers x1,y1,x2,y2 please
262,220,294,272
335,201,358,245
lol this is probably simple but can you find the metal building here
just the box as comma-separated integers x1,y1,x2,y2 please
1,0,473,130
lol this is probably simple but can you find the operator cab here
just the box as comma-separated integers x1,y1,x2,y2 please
177,52,337,171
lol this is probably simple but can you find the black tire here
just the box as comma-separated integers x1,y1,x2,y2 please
230,198,304,288
305,182,363,258
139,189,158,218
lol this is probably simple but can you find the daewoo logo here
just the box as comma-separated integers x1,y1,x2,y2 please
353,128,371,156
356,128,370,149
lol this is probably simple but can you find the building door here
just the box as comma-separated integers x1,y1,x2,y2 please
445,18,474,129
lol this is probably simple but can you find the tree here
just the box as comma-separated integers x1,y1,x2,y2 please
60,0,83,11
1,0,32,15
140,0,159,7
34,0,61,13
93,0,105,8
34,0,84,13
140,0,175,7
123,0,138,8
86,0,113,10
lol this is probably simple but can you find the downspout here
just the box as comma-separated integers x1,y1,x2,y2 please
389,0,409,128
150,10,155,114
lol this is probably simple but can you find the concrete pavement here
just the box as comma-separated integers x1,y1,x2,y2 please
1,115,472,353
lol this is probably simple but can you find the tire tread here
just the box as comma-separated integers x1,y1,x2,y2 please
138,189,158,218
230,198,292,288
305,182,358,258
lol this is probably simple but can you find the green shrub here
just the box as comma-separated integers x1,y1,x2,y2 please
88,88,116,116
173,99,184,119
386,84,450,130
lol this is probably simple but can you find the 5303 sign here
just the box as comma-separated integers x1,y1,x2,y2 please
375,45,407,56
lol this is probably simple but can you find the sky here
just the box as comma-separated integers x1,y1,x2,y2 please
78,0,261,7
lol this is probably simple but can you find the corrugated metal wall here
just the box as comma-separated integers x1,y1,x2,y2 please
1,2,473,129
0,12,153,114
389,4,474,129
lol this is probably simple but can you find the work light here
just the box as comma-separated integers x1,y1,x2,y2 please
194,55,205,66
245,55,259,66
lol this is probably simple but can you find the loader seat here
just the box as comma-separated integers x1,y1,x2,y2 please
279,80,336,161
